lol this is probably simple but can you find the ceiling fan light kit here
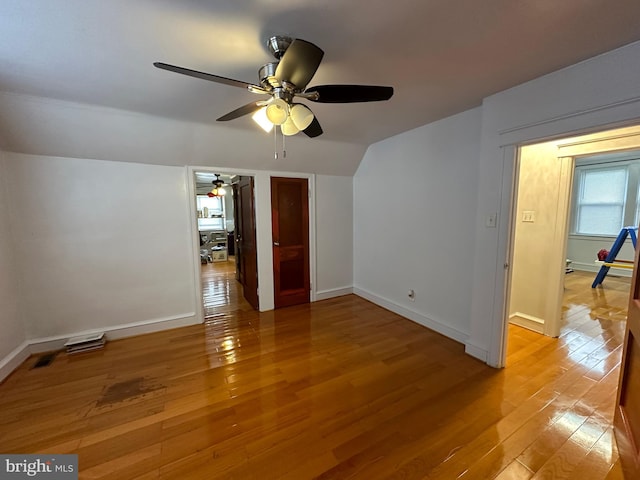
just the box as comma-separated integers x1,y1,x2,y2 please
281,116,300,136
154,35,393,153
265,98,288,125
290,104,314,130
207,174,226,197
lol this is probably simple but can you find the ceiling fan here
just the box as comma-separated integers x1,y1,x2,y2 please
154,36,394,138
208,174,226,197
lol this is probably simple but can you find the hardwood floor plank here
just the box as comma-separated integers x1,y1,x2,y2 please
493,459,534,480
568,427,619,480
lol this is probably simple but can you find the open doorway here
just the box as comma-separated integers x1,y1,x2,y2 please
195,171,257,316
504,125,640,366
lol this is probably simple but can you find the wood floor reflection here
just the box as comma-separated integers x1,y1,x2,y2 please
201,256,252,317
0,270,630,479
505,270,629,479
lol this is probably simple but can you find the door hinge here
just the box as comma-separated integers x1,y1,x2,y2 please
504,263,510,269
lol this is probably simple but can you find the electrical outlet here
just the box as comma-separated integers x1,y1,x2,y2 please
408,289,415,301
485,213,497,228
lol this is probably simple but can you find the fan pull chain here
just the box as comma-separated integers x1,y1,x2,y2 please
273,126,278,159
272,126,288,159
282,130,287,158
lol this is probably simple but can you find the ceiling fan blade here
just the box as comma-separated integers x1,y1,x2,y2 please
305,85,394,103
154,62,262,90
303,116,323,138
217,101,264,121
274,39,324,90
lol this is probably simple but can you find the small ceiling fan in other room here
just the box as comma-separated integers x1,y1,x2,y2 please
154,36,394,139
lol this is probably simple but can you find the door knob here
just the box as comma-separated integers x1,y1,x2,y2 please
273,242,280,246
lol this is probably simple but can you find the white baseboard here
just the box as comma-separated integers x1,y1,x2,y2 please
571,262,632,277
0,312,199,381
509,312,545,334
571,261,600,273
0,341,30,383
464,342,488,363
315,286,353,301
353,286,468,345
28,312,199,353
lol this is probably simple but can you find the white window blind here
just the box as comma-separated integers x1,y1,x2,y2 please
574,166,627,235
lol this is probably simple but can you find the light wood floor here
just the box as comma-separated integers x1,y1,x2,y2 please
201,257,252,317
0,269,630,479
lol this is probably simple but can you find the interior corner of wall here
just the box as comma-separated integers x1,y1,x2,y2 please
0,341,30,383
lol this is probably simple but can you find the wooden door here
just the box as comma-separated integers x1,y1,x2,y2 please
235,176,259,310
615,236,640,477
271,177,310,308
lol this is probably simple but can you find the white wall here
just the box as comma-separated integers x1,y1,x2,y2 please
4,153,198,345
509,142,558,329
353,108,482,343
223,190,234,232
508,142,573,335
0,152,27,379
315,175,353,299
469,40,640,366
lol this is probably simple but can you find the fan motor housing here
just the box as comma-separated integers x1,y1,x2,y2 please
267,36,292,59
259,62,280,89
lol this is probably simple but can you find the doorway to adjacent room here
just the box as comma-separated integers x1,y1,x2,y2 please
194,171,258,317
504,124,640,366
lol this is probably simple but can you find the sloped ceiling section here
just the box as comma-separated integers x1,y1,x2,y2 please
0,92,366,176
1,0,640,173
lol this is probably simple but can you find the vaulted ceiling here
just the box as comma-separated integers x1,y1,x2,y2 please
1,1,640,174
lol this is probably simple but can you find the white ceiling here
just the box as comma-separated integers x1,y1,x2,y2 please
1,0,640,159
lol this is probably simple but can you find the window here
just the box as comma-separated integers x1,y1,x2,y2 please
196,195,226,230
573,166,627,235
571,157,640,236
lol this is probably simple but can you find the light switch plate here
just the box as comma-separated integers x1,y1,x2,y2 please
522,211,535,222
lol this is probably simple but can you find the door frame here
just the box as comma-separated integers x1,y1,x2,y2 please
186,166,317,322
494,125,640,367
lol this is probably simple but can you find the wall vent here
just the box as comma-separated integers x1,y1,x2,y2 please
64,332,106,354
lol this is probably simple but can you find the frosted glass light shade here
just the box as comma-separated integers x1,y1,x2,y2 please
265,98,288,125
251,107,273,132
290,104,314,130
281,116,300,136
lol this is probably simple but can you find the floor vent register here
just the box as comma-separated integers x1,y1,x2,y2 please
64,332,106,353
